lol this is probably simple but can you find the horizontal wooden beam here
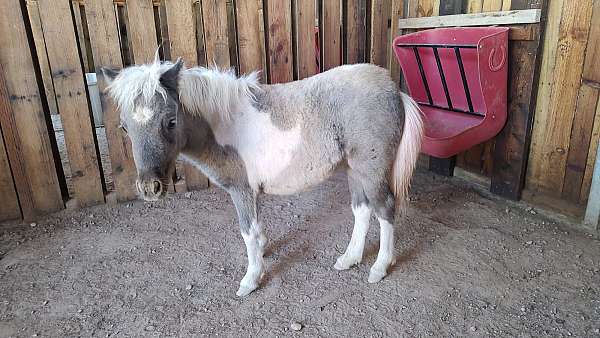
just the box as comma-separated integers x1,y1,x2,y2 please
396,9,541,29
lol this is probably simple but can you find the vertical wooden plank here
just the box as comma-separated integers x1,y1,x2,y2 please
0,79,22,221
235,0,265,77
236,0,266,76
126,0,158,63
195,2,208,66
202,0,231,67
345,0,367,64
0,0,64,218
85,0,138,202
581,98,600,202
227,0,240,73
37,0,105,206
322,0,342,70
491,0,549,199
265,0,294,83
370,0,392,67
526,0,594,195
502,0,512,11
389,0,404,81
582,0,600,84
164,0,210,191
116,4,134,66
71,1,92,73
563,0,600,202
466,0,483,13
525,0,563,191
562,84,600,201
157,1,172,61
580,0,600,203
295,0,317,79
491,40,541,199
482,0,503,12
410,0,440,17
26,0,60,117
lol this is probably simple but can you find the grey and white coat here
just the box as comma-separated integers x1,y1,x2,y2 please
103,58,423,296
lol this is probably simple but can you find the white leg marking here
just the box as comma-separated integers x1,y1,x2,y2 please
334,204,371,270
368,217,395,283
237,221,266,297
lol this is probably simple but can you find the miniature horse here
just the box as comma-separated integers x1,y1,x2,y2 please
103,58,423,296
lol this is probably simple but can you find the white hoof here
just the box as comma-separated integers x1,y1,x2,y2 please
334,254,361,270
236,283,258,297
368,267,387,283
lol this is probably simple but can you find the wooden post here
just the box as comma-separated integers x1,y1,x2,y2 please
85,0,138,202
265,0,294,83
0,0,65,218
490,0,549,200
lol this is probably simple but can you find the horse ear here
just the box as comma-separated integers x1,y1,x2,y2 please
100,67,120,86
160,58,184,93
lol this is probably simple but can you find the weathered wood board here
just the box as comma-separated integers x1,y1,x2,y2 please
322,0,342,71
202,0,231,67
265,0,293,83
37,0,106,207
345,0,367,64
85,0,138,202
0,0,65,219
295,0,317,79
236,0,266,76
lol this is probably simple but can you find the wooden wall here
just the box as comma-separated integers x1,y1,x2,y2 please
0,0,597,222
0,0,402,221
525,0,600,216
397,0,600,217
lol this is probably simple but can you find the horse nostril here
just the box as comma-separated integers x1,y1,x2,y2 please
153,180,162,195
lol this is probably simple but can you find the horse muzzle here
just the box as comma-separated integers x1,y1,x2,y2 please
136,176,167,201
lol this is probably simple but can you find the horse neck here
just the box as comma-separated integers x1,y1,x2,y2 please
178,68,258,124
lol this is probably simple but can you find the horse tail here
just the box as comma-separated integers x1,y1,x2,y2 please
391,92,424,213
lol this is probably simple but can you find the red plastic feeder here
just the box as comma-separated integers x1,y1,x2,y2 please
393,27,509,158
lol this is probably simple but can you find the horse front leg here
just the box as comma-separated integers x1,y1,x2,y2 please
230,189,266,297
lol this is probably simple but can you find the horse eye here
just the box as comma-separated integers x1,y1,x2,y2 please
167,118,176,129
119,122,128,134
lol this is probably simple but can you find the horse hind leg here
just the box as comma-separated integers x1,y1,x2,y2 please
365,183,396,283
348,163,397,283
334,170,372,270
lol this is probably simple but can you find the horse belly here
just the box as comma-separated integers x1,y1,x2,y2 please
260,147,342,195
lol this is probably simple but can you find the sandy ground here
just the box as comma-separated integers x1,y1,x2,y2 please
0,170,599,337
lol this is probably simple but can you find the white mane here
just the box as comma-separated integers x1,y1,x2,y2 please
106,59,261,122
179,67,261,121
106,60,173,118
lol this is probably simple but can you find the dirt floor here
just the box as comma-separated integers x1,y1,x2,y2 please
1,171,599,337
